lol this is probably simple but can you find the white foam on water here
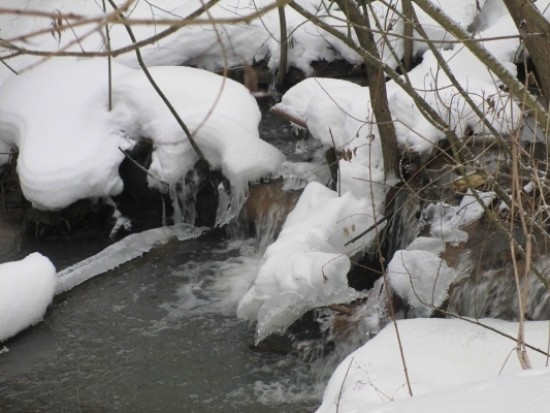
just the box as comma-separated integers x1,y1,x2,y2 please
141,239,262,336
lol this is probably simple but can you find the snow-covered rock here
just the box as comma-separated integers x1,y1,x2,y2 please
0,58,133,210
112,64,285,224
237,182,374,343
0,58,284,223
0,253,56,342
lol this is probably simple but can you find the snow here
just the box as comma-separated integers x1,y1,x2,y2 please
241,15,518,339
0,253,56,342
0,58,133,210
0,58,284,220
238,74,392,344
317,318,550,413
237,182,376,343
112,64,285,224
0,2,549,412
388,250,456,317
425,190,495,245
0,0,364,83
0,0,524,215
384,190,495,317
0,0,492,87
368,368,550,413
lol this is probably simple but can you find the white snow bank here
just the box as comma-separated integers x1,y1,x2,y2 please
367,368,550,413
273,78,390,196
56,223,204,294
112,65,285,223
390,46,521,152
0,58,284,219
316,318,550,413
0,58,134,210
237,182,379,343
275,46,521,160
0,0,363,84
0,253,56,342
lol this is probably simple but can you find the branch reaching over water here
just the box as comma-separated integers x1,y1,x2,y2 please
107,0,209,166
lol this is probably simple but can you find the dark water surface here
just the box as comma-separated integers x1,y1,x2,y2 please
0,104,328,413
0,233,323,412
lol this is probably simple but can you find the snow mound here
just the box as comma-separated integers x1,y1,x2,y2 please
0,253,56,342
386,190,494,317
0,58,284,222
388,249,456,317
237,182,375,343
317,318,550,413
273,77,390,196
0,58,134,210
0,0,488,87
364,368,550,413
112,65,285,224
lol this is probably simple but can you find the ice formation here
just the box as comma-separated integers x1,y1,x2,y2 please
0,253,56,342
425,190,495,245
56,223,204,294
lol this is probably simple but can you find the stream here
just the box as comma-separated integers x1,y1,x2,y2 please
0,103,335,412
0,234,328,412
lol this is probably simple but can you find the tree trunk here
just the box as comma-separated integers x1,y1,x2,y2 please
502,0,550,105
334,0,399,180
402,0,415,72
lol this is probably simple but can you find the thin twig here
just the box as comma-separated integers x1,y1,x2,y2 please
118,147,168,189
336,356,354,413
102,0,112,111
107,0,208,166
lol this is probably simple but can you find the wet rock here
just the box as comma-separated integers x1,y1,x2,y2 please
114,138,170,232
23,199,114,240
444,220,550,320
221,59,368,93
237,178,301,244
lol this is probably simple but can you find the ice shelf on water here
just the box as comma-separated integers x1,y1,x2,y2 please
55,223,204,295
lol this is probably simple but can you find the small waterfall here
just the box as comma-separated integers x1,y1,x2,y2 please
447,254,550,320
232,179,301,253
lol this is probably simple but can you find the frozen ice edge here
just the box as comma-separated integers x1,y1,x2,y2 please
55,223,205,295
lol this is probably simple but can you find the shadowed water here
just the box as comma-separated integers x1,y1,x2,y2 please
0,234,325,412
0,98,333,413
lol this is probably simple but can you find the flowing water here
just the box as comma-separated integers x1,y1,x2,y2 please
3,98,548,411
0,102,335,412
0,232,330,412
